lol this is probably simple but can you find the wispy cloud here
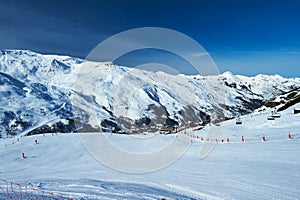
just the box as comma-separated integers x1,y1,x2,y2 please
190,52,209,57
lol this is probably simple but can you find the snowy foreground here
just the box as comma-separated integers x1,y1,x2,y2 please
1,105,300,200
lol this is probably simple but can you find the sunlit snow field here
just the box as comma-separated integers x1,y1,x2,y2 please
1,104,300,199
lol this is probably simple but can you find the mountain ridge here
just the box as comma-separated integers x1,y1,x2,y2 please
0,49,299,137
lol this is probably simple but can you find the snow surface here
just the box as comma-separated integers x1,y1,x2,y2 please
1,103,300,199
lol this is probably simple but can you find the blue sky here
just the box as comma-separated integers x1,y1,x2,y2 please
0,0,299,77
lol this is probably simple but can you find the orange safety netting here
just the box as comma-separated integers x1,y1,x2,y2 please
180,132,298,144
0,179,73,200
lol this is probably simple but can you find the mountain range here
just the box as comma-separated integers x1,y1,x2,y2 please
0,49,299,137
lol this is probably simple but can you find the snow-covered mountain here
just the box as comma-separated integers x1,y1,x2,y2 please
0,49,299,137
1,100,300,199
257,87,300,112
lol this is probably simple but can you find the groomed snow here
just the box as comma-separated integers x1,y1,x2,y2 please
1,103,300,199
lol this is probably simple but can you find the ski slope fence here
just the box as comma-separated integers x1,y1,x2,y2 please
180,132,300,144
0,179,73,200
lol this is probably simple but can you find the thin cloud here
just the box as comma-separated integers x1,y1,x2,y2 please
190,52,209,57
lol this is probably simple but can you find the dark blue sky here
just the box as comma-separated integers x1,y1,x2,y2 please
0,0,299,77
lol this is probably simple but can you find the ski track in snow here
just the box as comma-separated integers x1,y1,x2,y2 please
1,104,300,199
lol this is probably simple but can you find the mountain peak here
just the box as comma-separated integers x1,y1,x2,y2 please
221,71,240,82
1,50,300,136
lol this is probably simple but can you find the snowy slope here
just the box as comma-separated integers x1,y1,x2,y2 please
256,87,300,113
0,49,300,137
0,102,300,199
